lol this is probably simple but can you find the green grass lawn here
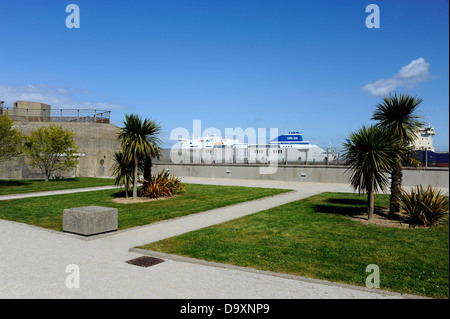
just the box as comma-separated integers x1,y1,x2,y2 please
0,177,114,195
139,192,449,298
0,184,289,231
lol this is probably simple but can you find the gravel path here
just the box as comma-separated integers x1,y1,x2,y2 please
0,178,425,299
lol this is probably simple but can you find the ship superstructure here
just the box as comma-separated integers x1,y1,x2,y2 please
412,125,436,151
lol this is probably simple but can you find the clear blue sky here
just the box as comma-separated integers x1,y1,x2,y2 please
1,0,448,149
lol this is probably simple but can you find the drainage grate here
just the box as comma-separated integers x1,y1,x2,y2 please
125,256,165,268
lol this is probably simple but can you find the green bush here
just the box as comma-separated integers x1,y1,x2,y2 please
140,169,185,199
397,185,449,227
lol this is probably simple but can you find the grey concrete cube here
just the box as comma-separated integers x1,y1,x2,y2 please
63,206,118,236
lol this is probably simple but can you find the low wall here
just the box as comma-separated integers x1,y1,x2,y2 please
153,163,449,188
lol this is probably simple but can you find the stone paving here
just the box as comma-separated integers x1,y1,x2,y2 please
0,177,429,299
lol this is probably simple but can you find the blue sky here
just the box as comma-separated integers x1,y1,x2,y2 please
0,0,448,149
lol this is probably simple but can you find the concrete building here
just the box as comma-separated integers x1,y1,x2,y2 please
0,101,120,179
12,101,52,122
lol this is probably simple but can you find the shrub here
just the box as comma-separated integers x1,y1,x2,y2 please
397,185,449,227
0,114,24,163
24,125,79,181
140,169,185,199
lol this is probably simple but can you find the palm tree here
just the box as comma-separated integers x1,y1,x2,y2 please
112,151,133,199
118,114,162,200
371,92,425,215
342,125,403,221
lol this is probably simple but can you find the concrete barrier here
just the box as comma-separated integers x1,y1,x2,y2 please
153,163,449,188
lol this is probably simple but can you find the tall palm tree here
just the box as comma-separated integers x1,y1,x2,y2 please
371,92,425,215
118,114,162,200
342,125,403,221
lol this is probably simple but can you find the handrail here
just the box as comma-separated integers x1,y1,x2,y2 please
0,107,111,124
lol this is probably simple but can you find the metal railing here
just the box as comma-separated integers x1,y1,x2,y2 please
0,107,111,124
153,148,345,166
153,148,448,168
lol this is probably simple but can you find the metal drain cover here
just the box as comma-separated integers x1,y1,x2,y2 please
125,256,165,267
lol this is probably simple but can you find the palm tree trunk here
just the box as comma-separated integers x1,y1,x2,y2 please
133,157,138,200
144,158,152,182
367,174,375,221
389,162,402,216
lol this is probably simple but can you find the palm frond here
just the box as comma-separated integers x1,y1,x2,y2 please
371,92,425,145
342,125,403,194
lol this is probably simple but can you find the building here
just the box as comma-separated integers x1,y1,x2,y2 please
0,101,120,179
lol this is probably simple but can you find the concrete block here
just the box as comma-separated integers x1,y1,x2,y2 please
63,206,118,236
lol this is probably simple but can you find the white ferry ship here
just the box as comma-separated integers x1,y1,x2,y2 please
255,131,339,163
177,131,339,164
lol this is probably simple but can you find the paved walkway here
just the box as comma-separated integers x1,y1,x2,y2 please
0,185,119,201
0,178,428,299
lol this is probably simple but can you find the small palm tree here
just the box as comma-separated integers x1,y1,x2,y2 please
118,114,162,200
371,92,425,215
342,125,403,221
112,151,133,199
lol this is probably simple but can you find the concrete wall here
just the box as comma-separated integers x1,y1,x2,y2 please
152,163,449,188
0,122,120,179
1,120,447,189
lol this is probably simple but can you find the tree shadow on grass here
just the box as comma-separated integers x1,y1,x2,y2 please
111,190,132,199
327,198,367,206
313,203,366,217
47,178,81,182
0,180,32,187
312,196,369,217
111,187,147,199
313,196,393,222
0,178,81,187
